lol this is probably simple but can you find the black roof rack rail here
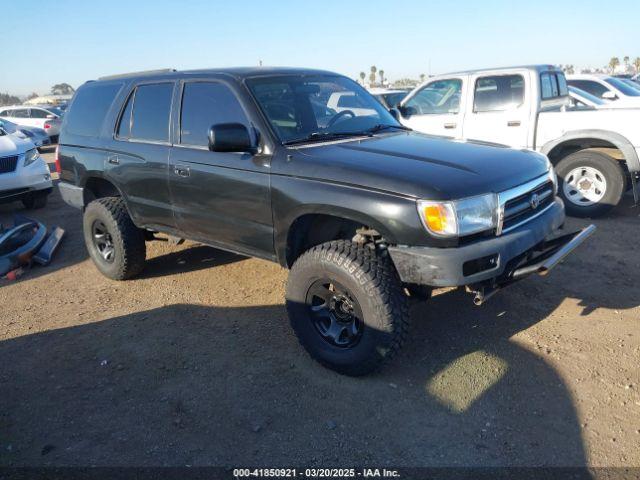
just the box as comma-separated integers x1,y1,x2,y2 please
98,68,177,81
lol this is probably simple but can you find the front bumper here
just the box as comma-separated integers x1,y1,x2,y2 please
389,199,594,289
0,157,52,202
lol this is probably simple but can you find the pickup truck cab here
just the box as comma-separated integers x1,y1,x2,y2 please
399,65,640,217
57,67,593,375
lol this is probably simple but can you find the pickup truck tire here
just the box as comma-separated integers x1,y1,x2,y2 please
83,197,146,280
286,240,410,376
555,151,625,218
22,191,48,210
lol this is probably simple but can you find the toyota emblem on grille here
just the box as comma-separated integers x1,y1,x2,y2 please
530,192,540,209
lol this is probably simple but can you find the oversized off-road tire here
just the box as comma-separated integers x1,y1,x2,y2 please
83,197,146,280
286,240,410,376
555,150,626,218
22,191,48,209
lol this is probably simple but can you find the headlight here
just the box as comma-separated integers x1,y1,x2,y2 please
417,193,498,238
24,148,40,167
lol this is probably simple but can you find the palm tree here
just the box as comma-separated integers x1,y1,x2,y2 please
608,57,620,74
419,73,426,83
378,69,385,86
624,56,630,72
369,66,377,86
359,71,366,85
634,57,640,74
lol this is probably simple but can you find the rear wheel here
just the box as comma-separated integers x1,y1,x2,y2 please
83,197,146,280
555,150,625,218
286,240,410,376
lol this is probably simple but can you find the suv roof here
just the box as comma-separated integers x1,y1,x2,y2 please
92,66,339,84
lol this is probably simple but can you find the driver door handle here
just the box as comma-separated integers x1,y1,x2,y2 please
444,123,457,129
173,165,190,177
507,120,521,127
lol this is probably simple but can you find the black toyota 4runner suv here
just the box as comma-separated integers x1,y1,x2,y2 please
57,67,594,375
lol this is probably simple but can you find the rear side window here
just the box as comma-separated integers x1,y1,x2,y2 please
474,75,524,112
65,83,122,137
11,109,30,118
540,72,569,100
129,83,173,142
180,82,250,146
30,109,49,119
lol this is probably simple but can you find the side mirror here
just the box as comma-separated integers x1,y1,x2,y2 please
398,105,416,118
208,123,256,153
601,91,617,100
388,108,400,121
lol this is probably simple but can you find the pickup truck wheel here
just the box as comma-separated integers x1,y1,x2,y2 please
286,240,410,376
83,197,146,280
22,191,48,209
555,151,625,217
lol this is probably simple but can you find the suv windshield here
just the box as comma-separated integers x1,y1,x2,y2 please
246,75,401,144
605,77,640,96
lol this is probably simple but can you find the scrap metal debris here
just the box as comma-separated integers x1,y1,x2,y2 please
0,215,65,279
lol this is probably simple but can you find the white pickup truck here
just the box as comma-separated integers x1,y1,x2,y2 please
397,65,639,217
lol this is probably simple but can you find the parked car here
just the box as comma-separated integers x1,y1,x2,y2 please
56,67,593,375
367,87,410,109
566,74,640,107
568,86,638,110
0,127,52,209
399,65,640,217
0,118,51,148
0,105,63,142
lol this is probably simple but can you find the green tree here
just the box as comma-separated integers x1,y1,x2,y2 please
378,69,385,85
369,66,377,86
50,83,75,95
0,93,20,106
623,56,630,72
634,57,640,73
359,71,366,84
608,57,620,74
419,73,426,83
26,92,39,101
562,64,575,74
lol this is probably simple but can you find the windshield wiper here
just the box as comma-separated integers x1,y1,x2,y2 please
282,131,371,146
365,124,413,134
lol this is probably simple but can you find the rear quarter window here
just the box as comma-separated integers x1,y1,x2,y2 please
65,82,123,137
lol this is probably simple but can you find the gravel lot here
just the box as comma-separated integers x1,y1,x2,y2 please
1,150,639,467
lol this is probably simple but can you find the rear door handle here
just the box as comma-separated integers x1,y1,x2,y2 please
444,123,457,129
507,120,521,127
174,165,190,177
107,155,119,165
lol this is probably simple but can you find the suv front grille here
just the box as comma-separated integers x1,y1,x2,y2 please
498,174,555,235
0,155,18,174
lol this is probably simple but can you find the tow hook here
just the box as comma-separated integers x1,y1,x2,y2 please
470,286,500,306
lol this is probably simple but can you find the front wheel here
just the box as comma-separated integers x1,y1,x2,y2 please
555,150,625,218
286,240,410,376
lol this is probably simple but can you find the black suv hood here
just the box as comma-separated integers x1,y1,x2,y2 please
282,132,550,200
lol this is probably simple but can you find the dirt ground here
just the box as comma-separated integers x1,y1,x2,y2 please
1,150,639,468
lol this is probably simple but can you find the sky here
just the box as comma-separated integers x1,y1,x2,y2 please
1,0,638,96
